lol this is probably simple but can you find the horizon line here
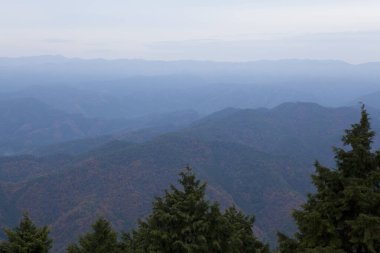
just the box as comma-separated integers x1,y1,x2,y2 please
1,54,380,65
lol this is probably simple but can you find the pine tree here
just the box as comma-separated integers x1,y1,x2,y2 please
278,106,380,253
131,166,268,253
0,212,52,253
118,232,134,253
132,166,216,253
224,206,269,253
67,218,120,253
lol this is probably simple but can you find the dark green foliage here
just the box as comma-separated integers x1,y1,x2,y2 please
278,106,380,253
131,166,221,253
67,218,119,253
130,166,268,253
277,232,298,253
118,233,134,253
224,206,270,253
0,212,52,253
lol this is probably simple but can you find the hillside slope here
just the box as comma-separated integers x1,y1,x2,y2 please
1,103,380,252
7,137,308,252
0,98,127,155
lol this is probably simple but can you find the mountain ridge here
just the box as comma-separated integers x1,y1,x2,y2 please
2,103,379,252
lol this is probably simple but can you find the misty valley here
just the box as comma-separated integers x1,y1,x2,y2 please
1,57,380,252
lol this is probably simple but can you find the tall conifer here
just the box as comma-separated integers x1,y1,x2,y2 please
278,106,380,253
131,166,268,253
67,218,120,253
224,206,269,253
0,212,52,253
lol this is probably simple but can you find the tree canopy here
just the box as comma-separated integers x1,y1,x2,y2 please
67,218,120,253
278,106,380,253
0,212,52,253
129,166,269,253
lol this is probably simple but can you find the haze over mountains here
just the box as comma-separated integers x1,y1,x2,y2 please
1,56,380,252
1,56,380,118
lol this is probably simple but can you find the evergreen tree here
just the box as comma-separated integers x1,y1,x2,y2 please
67,218,120,253
278,106,380,253
0,212,52,253
224,206,269,253
118,232,134,253
131,166,268,253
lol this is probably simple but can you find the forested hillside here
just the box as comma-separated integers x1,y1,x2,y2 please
2,0,380,251
0,98,125,155
0,97,199,155
1,103,379,252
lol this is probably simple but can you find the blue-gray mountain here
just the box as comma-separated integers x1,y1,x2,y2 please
0,97,199,155
1,56,380,119
1,103,379,253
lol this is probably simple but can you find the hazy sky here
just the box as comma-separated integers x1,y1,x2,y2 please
1,0,380,62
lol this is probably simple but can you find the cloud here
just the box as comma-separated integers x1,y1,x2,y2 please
0,1,380,62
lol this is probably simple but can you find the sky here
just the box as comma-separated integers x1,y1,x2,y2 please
1,0,380,63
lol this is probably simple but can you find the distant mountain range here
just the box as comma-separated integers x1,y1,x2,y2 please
0,97,200,155
1,56,380,81
1,102,379,252
0,98,126,155
1,56,380,119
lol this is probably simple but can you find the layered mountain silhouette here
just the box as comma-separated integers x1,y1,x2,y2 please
0,97,200,155
0,98,128,155
2,57,380,119
1,102,379,252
